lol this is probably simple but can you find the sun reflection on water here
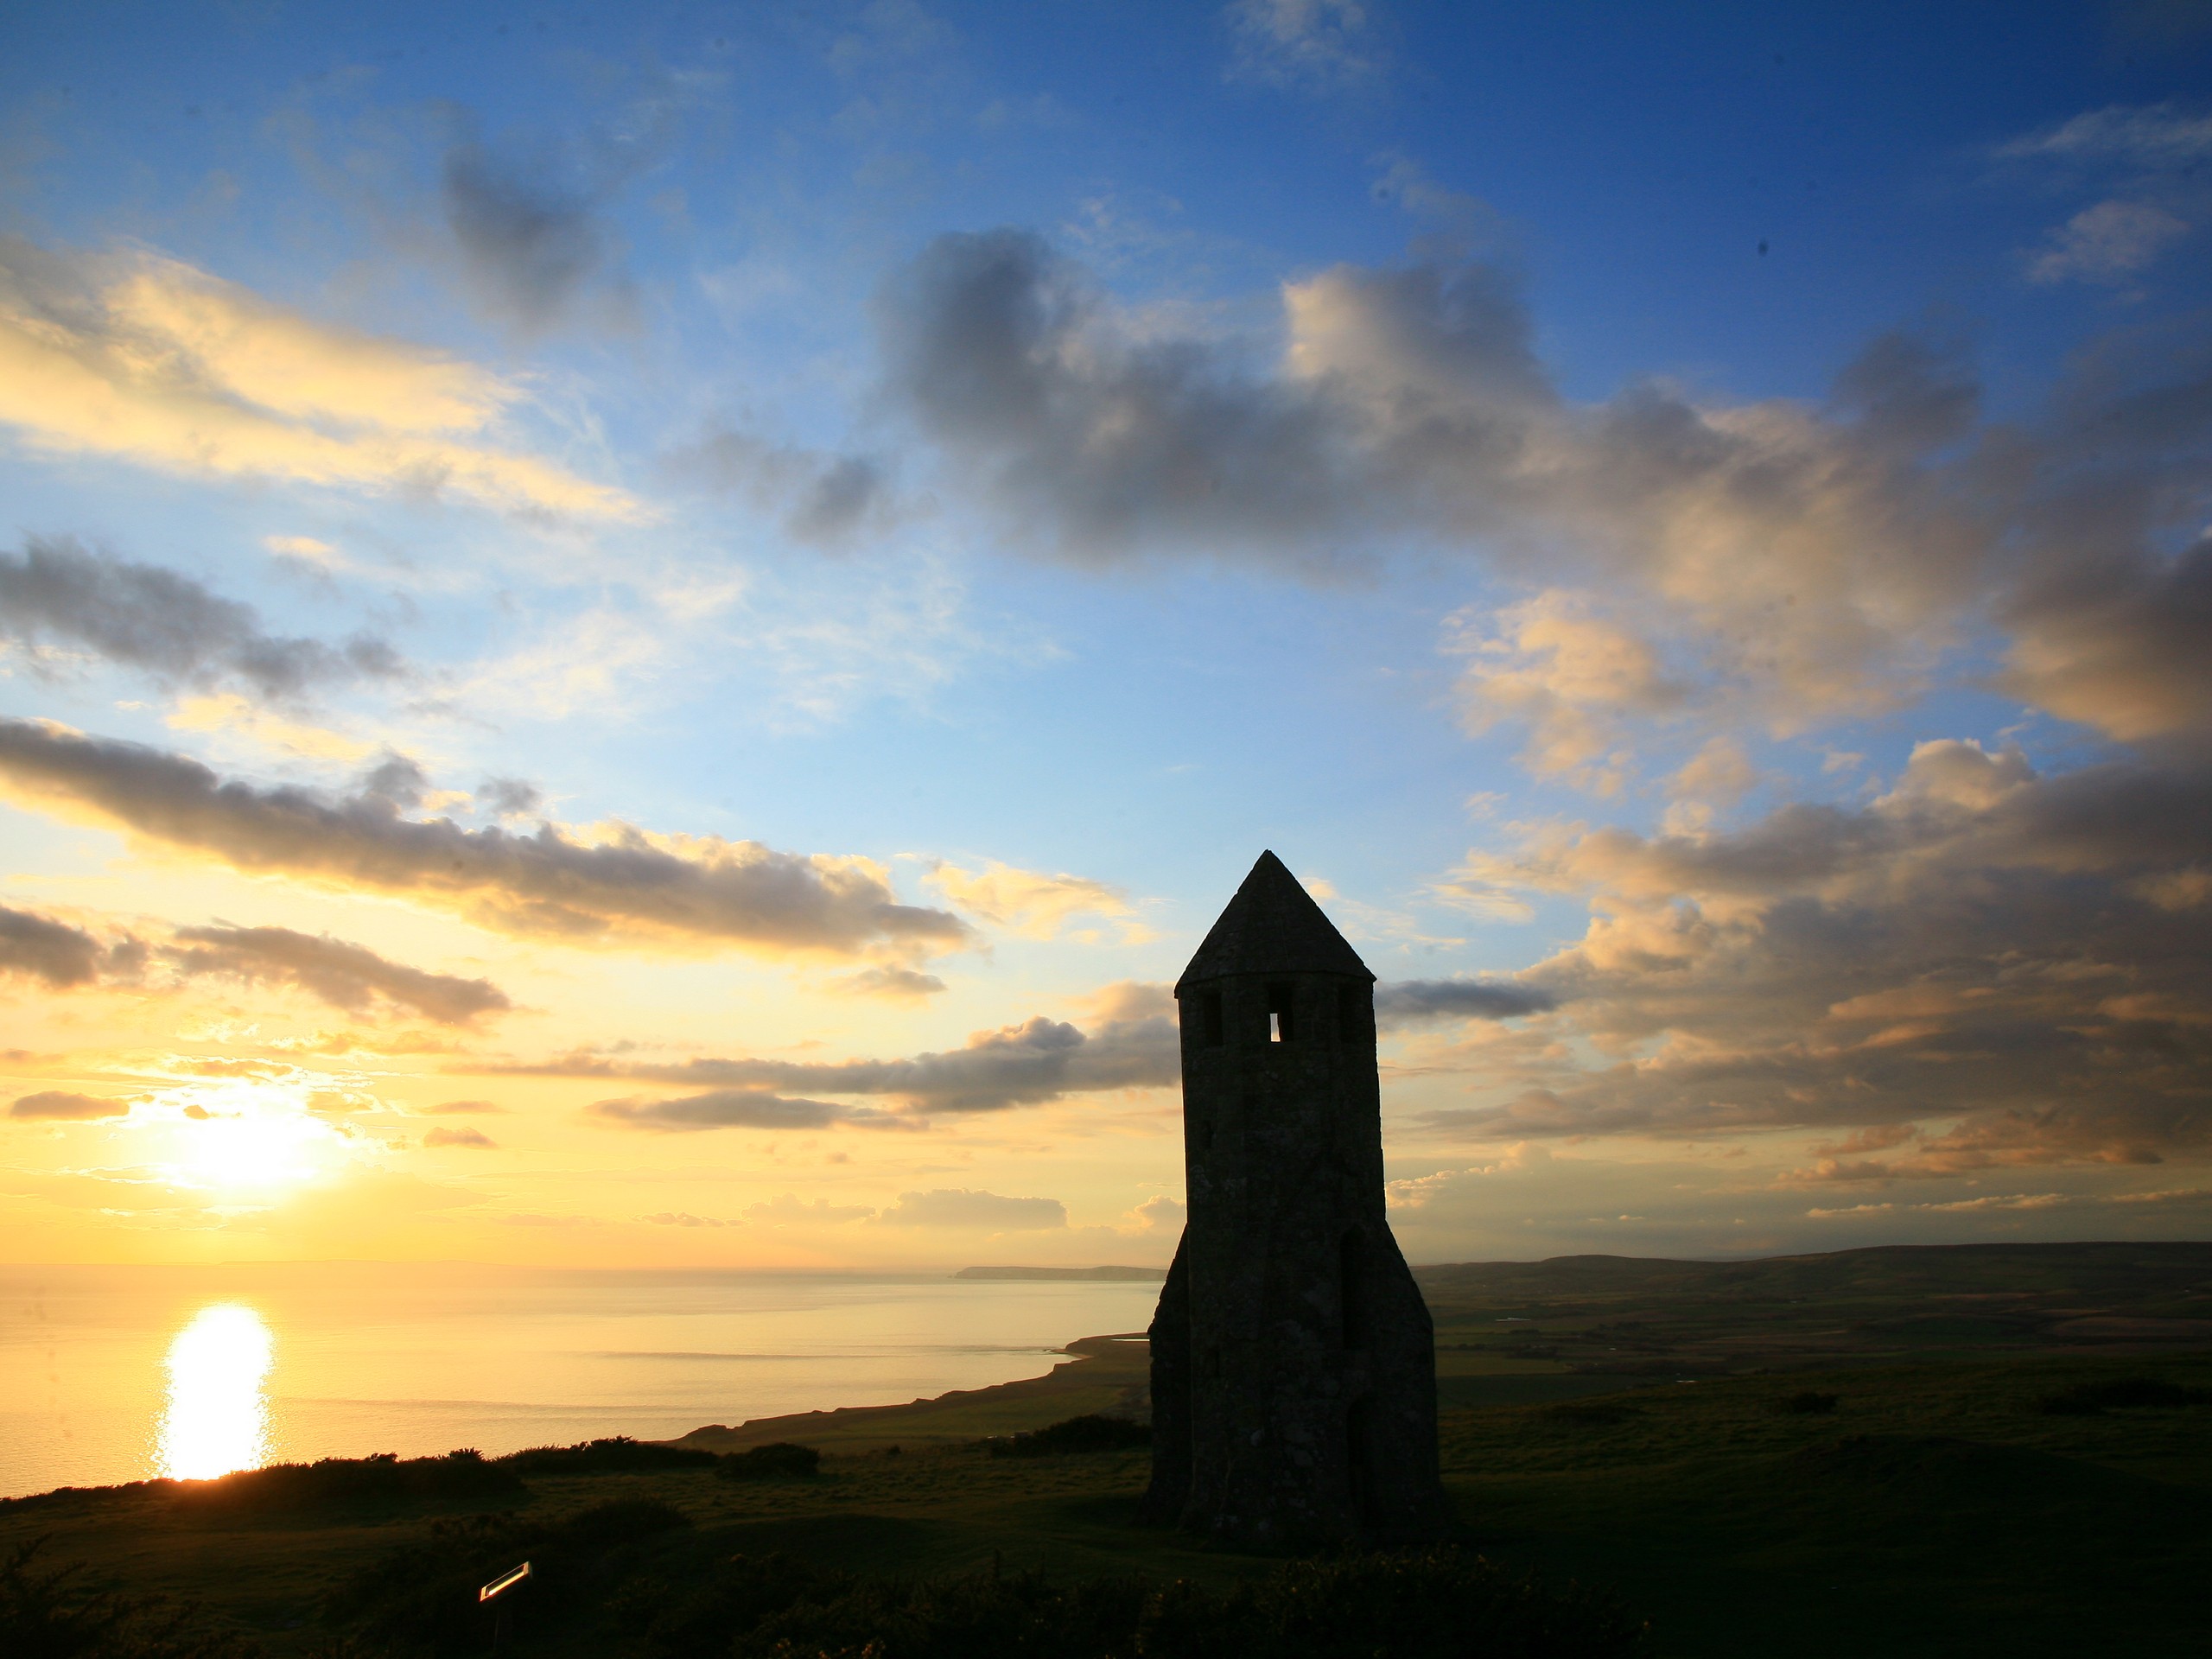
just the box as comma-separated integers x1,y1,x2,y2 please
159,1304,274,1480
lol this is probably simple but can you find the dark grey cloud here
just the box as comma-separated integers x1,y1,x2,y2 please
0,535,404,699
1430,740,2212,1171
588,1090,861,1132
530,1002,1179,1129
666,429,901,549
474,777,543,819
876,1187,1066,1230
436,86,686,331
10,1090,130,1120
1375,978,1557,1026
0,720,969,956
0,898,510,1025
163,924,510,1025
880,230,2212,748
557,1007,1178,1120
0,904,106,988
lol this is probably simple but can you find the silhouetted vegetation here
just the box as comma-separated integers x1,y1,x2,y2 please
2037,1376,2209,1414
1,1538,262,1657
169,1452,523,1516
1539,1402,1642,1427
504,1440,720,1477
410,1544,1643,1659
715,1443,821,1480
328,1499,691,1655
1778,1392,1839,1415
985,1415,1152,1458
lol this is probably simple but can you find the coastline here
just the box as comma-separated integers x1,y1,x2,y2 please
670,1331,1152,1453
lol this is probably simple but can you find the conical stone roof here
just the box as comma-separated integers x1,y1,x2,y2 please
1175,850,1374,992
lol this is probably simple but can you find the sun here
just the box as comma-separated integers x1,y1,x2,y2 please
154,1088,353,1198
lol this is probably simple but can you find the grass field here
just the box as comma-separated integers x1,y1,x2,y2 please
7,1243,2209,1656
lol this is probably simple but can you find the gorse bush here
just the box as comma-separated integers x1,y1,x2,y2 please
985,1415,1152,1458
169,1452,522,1516
716,1442,822,1480
505,1439,721,1477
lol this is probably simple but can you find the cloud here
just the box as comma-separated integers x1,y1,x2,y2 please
744,1193,874,1225
0,536,404,699
1999,534,2212,746
1375,977,1557,1026
1225,0,1386,95
543,1001,1179,1121
1122,1193,1185,1235
1424,738,2212,1168
875,1187,1066,1230
0,238,640,518
1994,104,2212,168
423,1124,495,1148
642,1211,732,1227
925,859,1132,938
2026,199,2190,285
885,231,2212,761
588,1090,859,1132
664,429,899,548
0,903,108,987
426,1098,504,1115
834,964,947,999
0,720,970,957
10,1090,131,1120
162,924,510,1025
474,777,545,820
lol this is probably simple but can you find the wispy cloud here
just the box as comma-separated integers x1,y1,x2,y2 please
0,238,642,518
0,721,969,957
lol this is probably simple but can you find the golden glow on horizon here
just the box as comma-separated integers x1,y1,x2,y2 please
157,1304,273,1480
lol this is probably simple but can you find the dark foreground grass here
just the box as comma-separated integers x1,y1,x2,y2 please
9,1239,2211,1659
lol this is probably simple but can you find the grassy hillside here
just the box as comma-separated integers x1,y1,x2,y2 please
6,1243,2209,1657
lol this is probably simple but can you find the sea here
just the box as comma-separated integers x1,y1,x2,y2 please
0,1263,1164,1500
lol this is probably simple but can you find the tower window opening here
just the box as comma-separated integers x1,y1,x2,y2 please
1267,982,1295,1044
1201,990,1224,1047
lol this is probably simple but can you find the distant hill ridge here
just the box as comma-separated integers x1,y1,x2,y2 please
955,1265,1166,1281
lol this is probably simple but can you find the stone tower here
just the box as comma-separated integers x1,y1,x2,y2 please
1141,851,1449,1544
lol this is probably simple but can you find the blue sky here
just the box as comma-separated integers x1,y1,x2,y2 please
2,0,2209,1267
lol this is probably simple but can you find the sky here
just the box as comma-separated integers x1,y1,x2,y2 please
1,0,2209,1270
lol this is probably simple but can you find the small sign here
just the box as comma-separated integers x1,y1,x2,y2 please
479,1562,531,1604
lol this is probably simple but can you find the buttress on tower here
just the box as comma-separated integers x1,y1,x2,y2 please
1142,850,1450,1544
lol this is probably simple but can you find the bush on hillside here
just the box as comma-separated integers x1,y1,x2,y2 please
716,1443,821,1480
984,1415,1151,1458
168,1452,522,1516
503,1438,720,1476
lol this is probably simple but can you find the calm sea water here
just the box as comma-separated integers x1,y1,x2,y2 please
0,1264,1162,1499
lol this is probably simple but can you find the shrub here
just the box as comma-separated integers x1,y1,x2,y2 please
1779,1392,1840,1415
2038,1376,2209,1415
168,1451,523,1516
717,1443,822,1480
503,1438,721,1476
984,1415,1152,1458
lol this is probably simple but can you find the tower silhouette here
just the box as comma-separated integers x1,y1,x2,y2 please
1142,851,1449,1542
